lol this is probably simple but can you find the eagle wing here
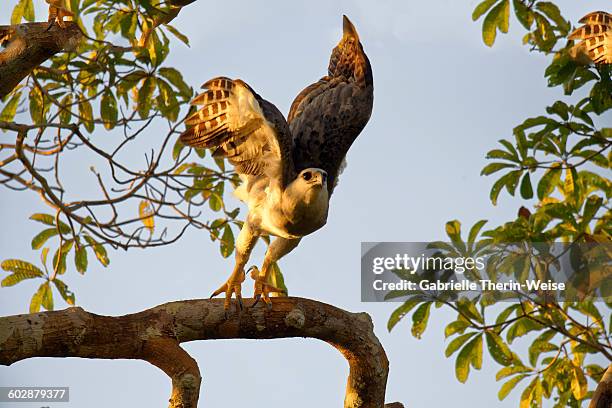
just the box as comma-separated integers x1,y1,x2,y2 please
569,11,611,65
288,15,373,196
179,78,296,186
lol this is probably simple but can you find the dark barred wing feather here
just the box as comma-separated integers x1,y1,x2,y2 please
569,11,611,65
179,78,295,185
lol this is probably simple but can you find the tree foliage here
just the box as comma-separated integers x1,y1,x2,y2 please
389,2,611,407
0,0,249,310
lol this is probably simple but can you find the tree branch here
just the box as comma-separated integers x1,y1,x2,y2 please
0,297,400,408
0,22,81,98
590,364,612,408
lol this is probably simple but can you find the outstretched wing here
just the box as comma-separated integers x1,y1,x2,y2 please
180,77,295,186
288,15,373,196
569,11,611,65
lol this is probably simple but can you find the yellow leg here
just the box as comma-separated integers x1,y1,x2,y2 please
251,237,300,309
210,222,258,317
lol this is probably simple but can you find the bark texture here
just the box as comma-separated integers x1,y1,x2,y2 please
589,364,612,408
0,22,81,98
0,297,395,408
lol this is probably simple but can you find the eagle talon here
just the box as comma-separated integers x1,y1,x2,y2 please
210,270,246,317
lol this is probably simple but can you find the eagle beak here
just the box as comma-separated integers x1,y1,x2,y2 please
342,15,359,41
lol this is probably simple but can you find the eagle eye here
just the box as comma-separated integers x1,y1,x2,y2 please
302,171,312,181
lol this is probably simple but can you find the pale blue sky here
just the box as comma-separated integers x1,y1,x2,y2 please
1,1,610,407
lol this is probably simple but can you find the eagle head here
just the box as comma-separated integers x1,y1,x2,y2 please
280,168,329,229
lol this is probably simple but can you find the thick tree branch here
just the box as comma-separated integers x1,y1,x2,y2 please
0,22,81,98
589,364,612,408
0,297,398,408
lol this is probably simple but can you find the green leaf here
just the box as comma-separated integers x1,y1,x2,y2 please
520,376,538,408
411,302,432,339
512,0,533,29
23,0,35,21
445,220,462,243
582,195,603,225
139,200,155,234
156,78,179,121
219,225,234,258
547,101,569,121
209,191,223,212
11,0,26,24
497,0,510,33
1,259,43,276
52,240,74,276
59,94,73,125
79,97,94,133
269,261,288,295
147,31,160,67
495,304,519,326
445,320,471,338
445,332,477,357
40,281,53,311
388,297,422,331
498,374,528,400
119,12,137,38
535,2,568,32
457,298,484,324
83,235,109,267
537,163,561,200
74,246,88,274
468,220,487,244
485,331,514,366
29,86,44,124
472,0,498,21
159,67,192,99
528,339,556,366
30,283,45,313
496,365,531,381
137,77,155,119
29,214,71,234
0,91,22,122
519,173,533,199
455,335,482,383
571,366,587,400
482,1,506,46
29,213,56,226
53,278,75,305
165,24,190,47
506,318,542,343
31,228,59,250
470,334,483,370
172,138,186,161
481,162,516,176
100,91,118,130
1,269,42,287
490,170,521,205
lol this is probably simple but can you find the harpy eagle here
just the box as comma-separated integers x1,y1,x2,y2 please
179,15,373,312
